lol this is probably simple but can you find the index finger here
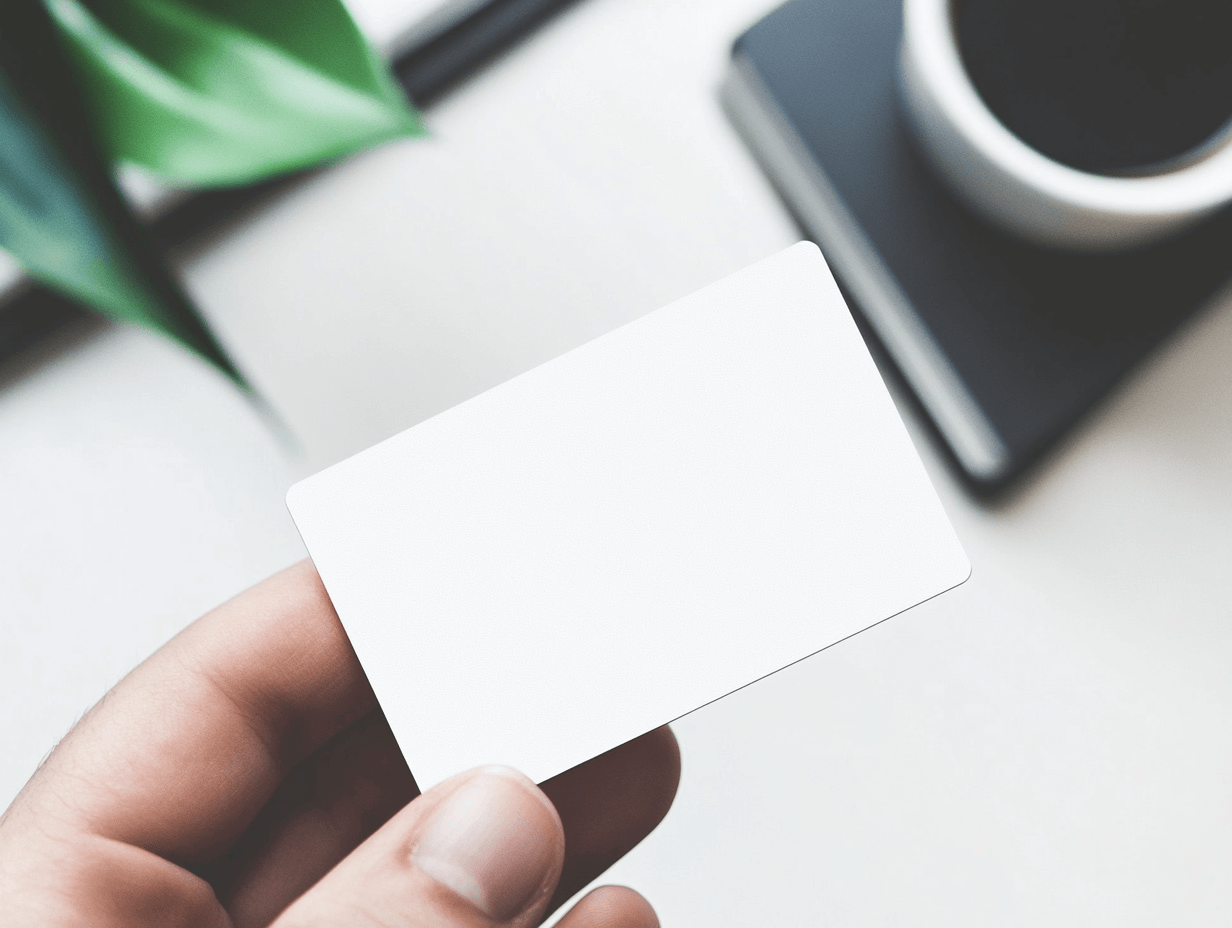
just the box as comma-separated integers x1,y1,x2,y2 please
7,561,376,865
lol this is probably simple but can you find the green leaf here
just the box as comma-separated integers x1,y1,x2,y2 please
0,0,247,389
46,0,423,186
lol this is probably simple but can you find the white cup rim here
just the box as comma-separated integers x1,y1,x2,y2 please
900,0,1232,250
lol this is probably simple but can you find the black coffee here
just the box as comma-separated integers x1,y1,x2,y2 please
955,0,1232,175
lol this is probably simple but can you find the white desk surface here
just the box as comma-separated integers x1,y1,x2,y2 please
3,0,1230,924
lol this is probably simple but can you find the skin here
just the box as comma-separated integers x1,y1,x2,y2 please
0,561,681,927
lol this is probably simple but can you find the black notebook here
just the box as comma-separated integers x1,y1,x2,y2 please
722,0,1232,494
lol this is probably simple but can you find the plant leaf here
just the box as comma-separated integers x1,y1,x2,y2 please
0,0,247,389
46,0,423,186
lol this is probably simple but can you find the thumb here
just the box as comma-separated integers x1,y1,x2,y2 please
271,766,565,928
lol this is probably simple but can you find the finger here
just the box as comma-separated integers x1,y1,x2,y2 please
208,709,419,928
541,726,680,914
1,829,232,928
212,722,678,928
271,767,563,928
8,560,375,866
554,886,660,928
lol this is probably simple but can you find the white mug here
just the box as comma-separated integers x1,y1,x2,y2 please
897,0,1232,252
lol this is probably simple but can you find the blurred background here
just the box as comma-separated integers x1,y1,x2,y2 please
2,0,1231,924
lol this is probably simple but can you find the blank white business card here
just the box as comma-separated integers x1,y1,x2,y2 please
287,242,969,789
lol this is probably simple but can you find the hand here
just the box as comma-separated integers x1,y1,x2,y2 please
0,561,680,927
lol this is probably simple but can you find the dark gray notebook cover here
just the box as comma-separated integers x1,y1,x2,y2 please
724,0,1232,493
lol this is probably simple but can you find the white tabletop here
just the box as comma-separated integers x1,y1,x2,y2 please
3,0,1231,924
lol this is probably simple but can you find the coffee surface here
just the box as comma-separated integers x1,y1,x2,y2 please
956,0,1232,174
